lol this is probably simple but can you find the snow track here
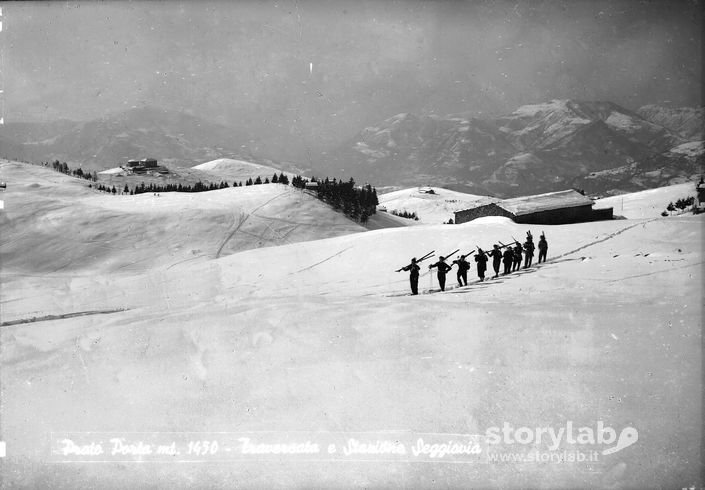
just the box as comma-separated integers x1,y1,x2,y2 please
214,189,300,258
292,246,353,274
553,218,659,259
0,308,128,327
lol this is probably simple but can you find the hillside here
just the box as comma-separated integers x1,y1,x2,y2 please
95,158,296,193
192,158,295,183
595,181,699,219
637,105,704,141
325,99,703,197
0,160,366,275
0,167,701,488
378,186,487,224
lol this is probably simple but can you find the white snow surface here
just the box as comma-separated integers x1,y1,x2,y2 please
605,111,640,131
668,140,705,157
193,158,265,172
595,182,699,219
192,158,292,182
378,186,487,224
0,160,702,488
98,167,127,175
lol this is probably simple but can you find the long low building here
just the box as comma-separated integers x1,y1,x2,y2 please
454,189,613,225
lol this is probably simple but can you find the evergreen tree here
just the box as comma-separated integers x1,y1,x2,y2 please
271,173,279,184
360,209,369,224
254,176,262,185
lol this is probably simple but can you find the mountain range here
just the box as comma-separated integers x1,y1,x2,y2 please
0,107,272,173
1,100,702,197
322,99,703,197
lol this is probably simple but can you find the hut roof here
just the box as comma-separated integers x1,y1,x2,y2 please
498,190,593,216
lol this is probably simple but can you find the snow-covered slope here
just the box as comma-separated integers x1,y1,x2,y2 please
667,140,704,158
97,166,127,175
595,181,699,219
378,186,488,224
1,163,702,488
192,158,294,183
0,161,365,273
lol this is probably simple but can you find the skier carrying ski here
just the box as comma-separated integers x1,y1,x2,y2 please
400,257,421,295
452,254,470,287
502,246,514,274
429,256,453,291
523,232,535,268
512,241,523,272
475,248,489,282
488,244,503,278
538,233,548,264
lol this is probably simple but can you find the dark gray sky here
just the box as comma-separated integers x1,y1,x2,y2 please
2,0,702,162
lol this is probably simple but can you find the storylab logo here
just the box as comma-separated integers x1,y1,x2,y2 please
485,421,639,455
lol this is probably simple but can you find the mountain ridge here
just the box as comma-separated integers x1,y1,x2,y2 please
0,107,268,173
322,99,702,197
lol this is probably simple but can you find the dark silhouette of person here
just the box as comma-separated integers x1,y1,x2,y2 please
488,244,503,278
523,234,535,268
538,234,548,263
474,249,489,282
452,255,470,286
429,256,453,291
502,247,514,274
401,258,421,295
512,242,523,272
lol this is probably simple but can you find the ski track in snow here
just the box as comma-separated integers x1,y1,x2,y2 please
292,246,354,274
0,308,128,327
603,260,704,283
553,218,660,260
214,189,290,259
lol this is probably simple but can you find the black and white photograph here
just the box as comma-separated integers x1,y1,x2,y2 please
0,0,702,488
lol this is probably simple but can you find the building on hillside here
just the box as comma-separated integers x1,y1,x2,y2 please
124,158,167,174
305,181,319,190
454,189,613,225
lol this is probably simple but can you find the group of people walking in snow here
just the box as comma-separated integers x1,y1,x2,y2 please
397,230,548,295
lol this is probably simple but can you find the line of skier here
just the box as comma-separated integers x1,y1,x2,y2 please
396,231,548,295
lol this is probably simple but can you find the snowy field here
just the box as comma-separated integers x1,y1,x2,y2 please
378,187,488,224
595,182,699,219
192,158,295,183
0,161,702,489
